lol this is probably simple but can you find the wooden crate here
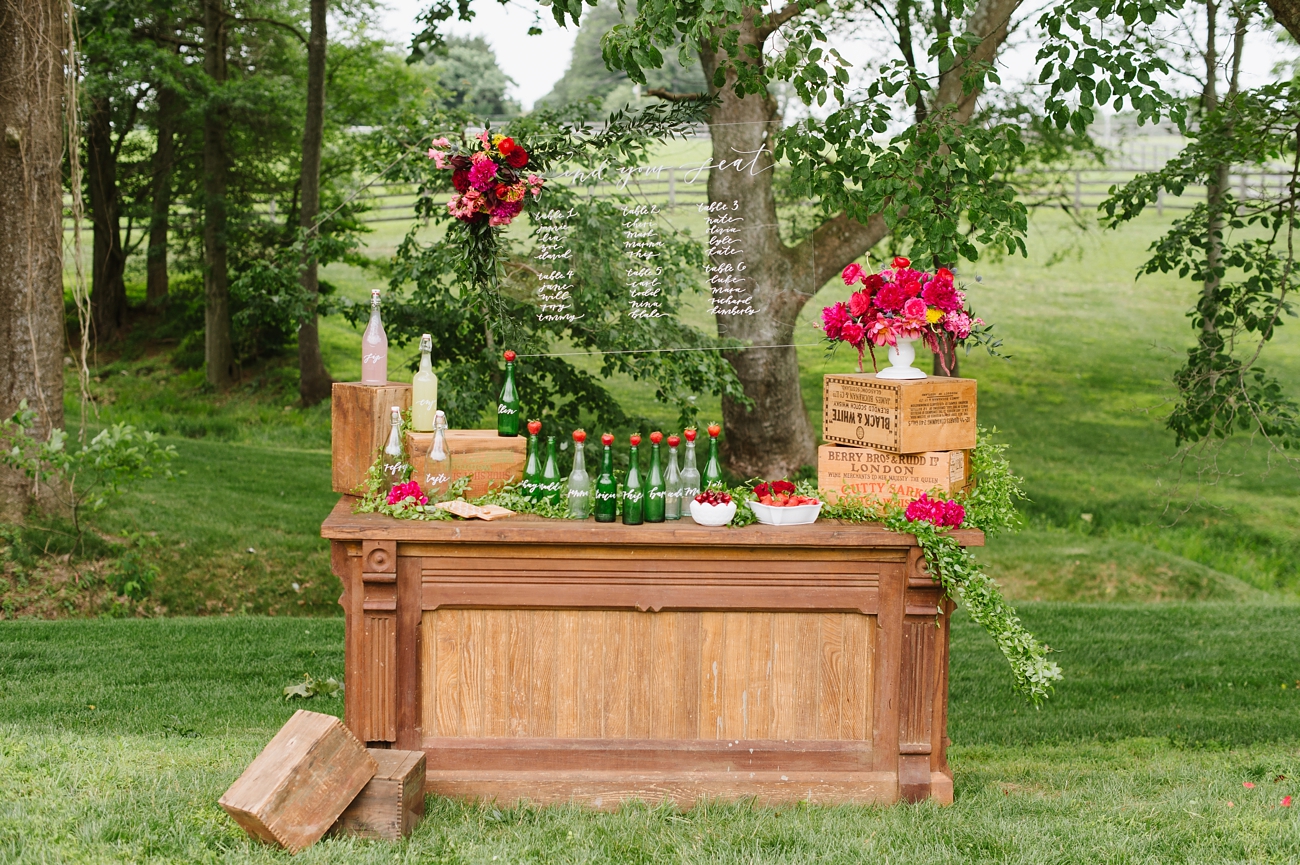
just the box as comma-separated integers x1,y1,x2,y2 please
822,374,976,454
219,709,377,853
407,429,526,499
817,444,971,506
332,749,426,840
332,381,412,494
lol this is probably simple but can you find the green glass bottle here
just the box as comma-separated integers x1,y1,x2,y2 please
540,435,562,505
497,350,521,437
623,434,644,525
645,431,665,523
521,419,542,500
594,433,618,523
703,422,724,489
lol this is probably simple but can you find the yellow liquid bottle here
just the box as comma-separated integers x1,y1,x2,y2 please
411,333,438,432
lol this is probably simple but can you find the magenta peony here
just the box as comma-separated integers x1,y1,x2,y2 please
900,275,924,298
387,480,428,507
821,302,851,339
840,321,866,347
468,158,498,191
842,262,865,286
903,297,927,320
874,280,907,312
905,493,964,528
922,280,962,312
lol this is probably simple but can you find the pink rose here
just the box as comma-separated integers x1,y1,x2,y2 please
431,137,451,148
427,149,448,169
842,263,865,286
848,290,874,318
903,297,927,320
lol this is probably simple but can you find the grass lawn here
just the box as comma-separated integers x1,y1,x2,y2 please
2,605,1298,862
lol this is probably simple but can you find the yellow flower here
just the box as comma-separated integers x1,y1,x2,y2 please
926,307,944,324
491,134,505,147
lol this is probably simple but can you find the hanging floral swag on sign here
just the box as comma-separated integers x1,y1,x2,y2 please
717,428,1061,705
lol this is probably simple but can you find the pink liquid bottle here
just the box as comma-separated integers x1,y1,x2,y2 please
361,288,388,384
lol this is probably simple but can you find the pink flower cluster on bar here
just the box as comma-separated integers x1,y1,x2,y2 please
427,131,544,227
904,493,965,528
822,257,985,366
387,481,428,507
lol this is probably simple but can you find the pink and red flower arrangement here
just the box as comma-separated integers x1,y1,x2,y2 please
821,257,986,371
427,131,544,227
904,493,965,528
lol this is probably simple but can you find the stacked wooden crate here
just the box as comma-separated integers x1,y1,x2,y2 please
819,374,978,506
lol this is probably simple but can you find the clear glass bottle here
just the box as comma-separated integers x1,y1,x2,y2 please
622,434,644,525
664,434,682,520
380,405,406,492
594,433,617,523
703,423,724,489
497,350,520,437
540,435,562,505
567,430,591,519
361,289,388,385
411,333,438,431
680,427,701,504
423,410,452,502
521,420,542,500
645,431,665,523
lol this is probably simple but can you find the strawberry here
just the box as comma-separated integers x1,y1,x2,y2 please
572,429,587,443
707,423,721,438
650,431,663,445
527,419,542,436
601,433,614,446
683,427,697,442
667,434,681,448
630,434,641,446
503,350,516,362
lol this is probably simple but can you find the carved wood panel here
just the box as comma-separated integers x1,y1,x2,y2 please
420,609,875,741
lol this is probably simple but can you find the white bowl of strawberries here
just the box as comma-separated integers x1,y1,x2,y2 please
689,490,737,526
748,481,822,526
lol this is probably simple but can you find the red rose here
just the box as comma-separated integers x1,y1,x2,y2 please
901,275,923,298
506,148,528,168
495,183,511,198
452,170,470,193
497,136,516,155
863,273,884,291
892,256,911,269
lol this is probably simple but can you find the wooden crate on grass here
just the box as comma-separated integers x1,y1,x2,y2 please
822,374,976,454
332,749,426,840
407,429,526,499
332,381,412,494
219,709,377,853
817,444,971,506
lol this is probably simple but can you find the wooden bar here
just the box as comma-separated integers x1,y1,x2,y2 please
324,497,977,808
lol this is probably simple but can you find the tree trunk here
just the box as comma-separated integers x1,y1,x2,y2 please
146,85,177,306
88,94,128,341
203,0,235,388
297,0,333,406
0,0,68,520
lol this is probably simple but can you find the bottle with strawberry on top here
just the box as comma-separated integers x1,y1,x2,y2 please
663,434,683,520
594,433,618,523
703,422,724,489
566,429,591,519
521,419,542,500
497,350,520,437
646,432,666,523
623,434,645,525
680,428,701,504
539,434,562,505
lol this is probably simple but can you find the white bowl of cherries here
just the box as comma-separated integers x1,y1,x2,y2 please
689,490,736,526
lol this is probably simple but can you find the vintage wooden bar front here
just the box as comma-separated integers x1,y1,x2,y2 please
323,498,981,807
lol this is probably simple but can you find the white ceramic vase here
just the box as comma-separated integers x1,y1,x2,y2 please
875,337,926,380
